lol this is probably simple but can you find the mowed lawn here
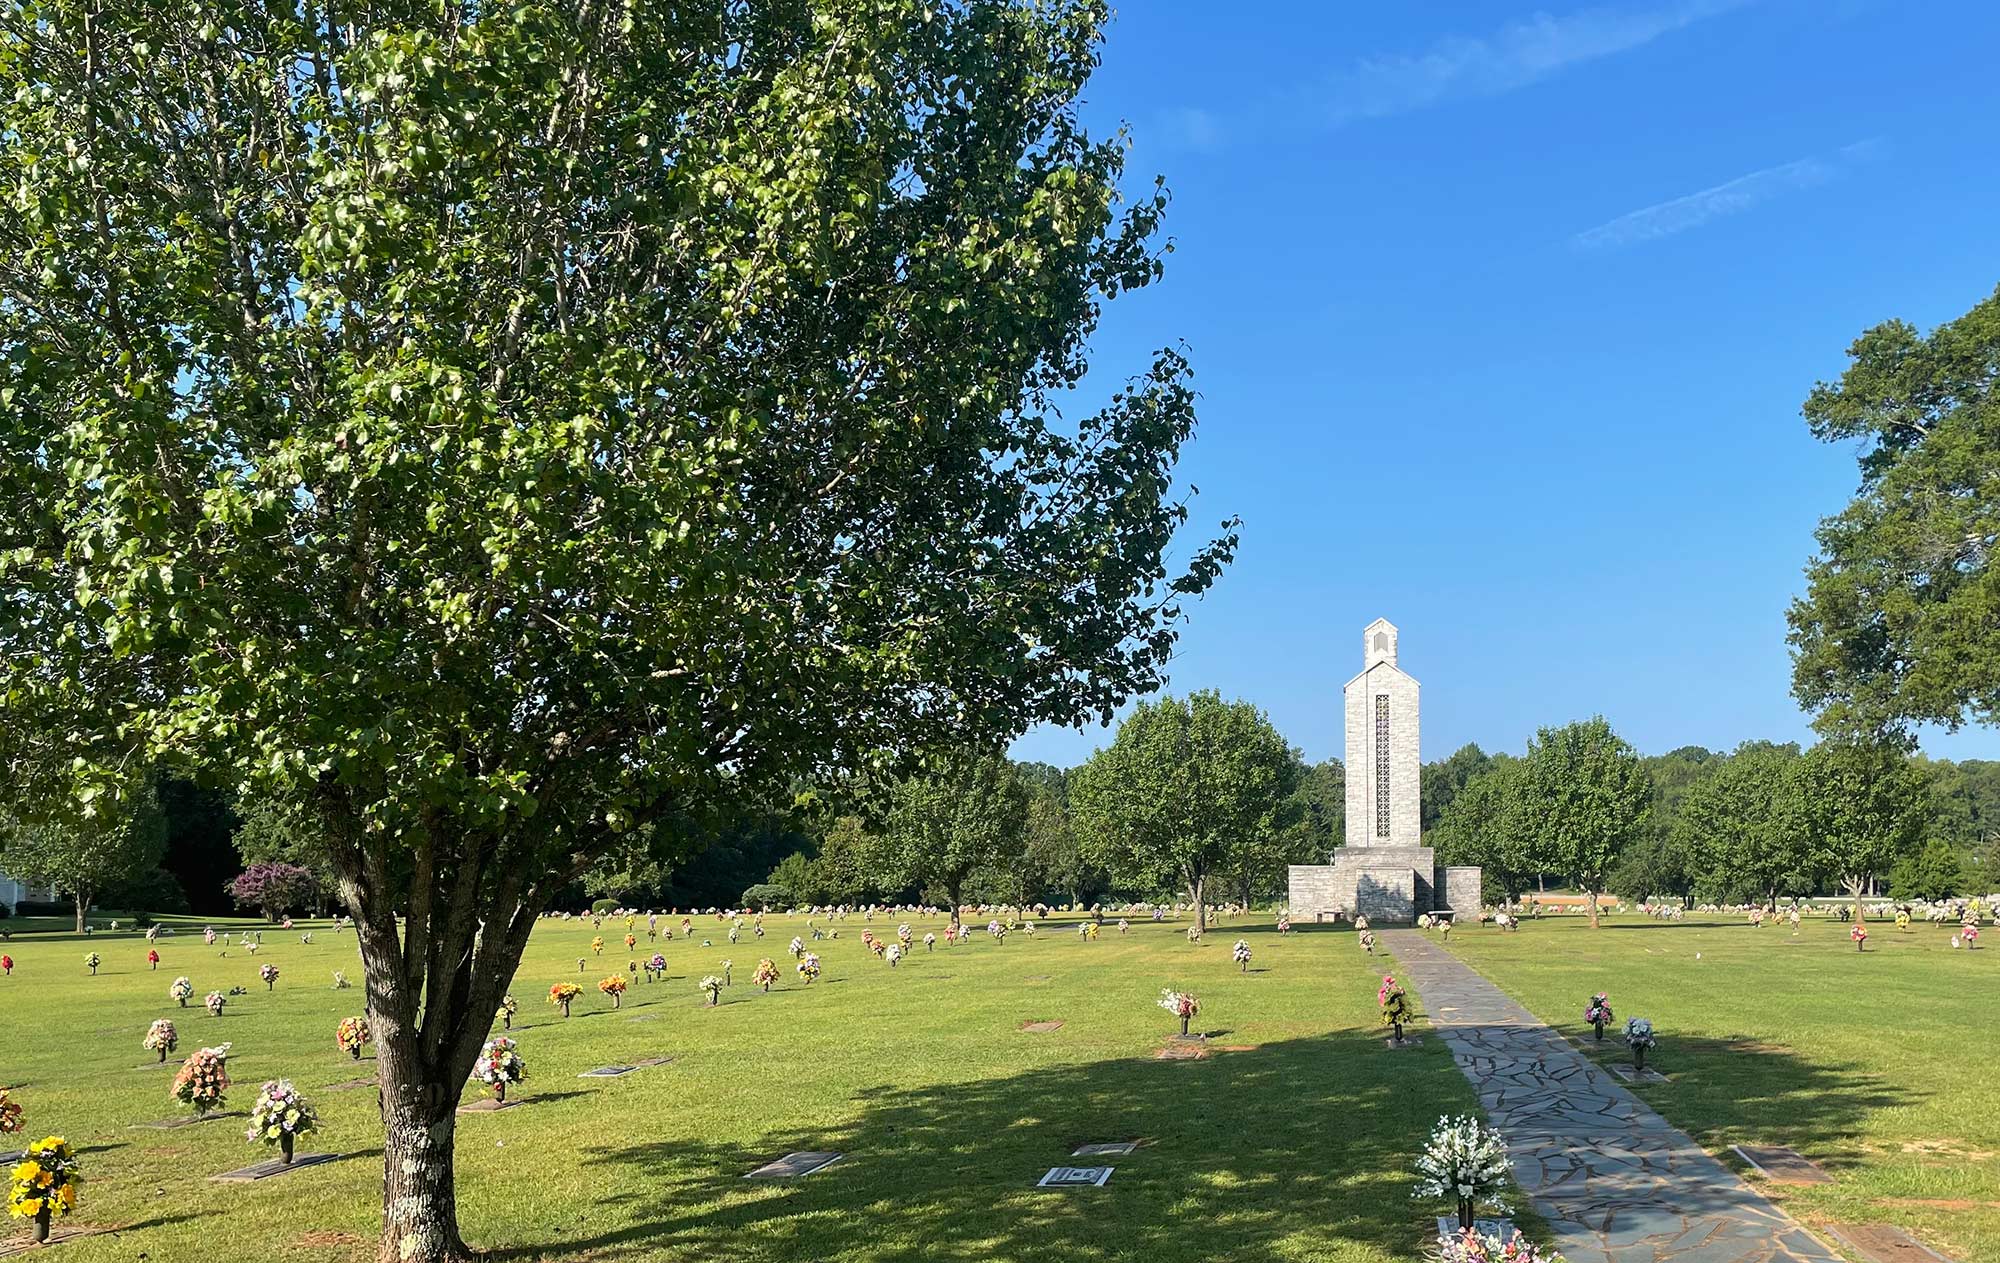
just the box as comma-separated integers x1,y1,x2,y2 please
2,912,1491,1262
1442,912,1996,1263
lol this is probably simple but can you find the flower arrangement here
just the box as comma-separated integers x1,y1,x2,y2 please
591,936,604,956
1359,929,1377,954
753,958,780,991
1,954,11,975
147,949,160,970
171,1046,230,1115
699,975,724,1005
83,952,100,976
336,1016,371,1059
789,936,805,958
473,1036,526,1101
1158,988,1200,1036
885,944,903,968
1277,914,1292,934
246,1079,317,1163
1964,923,1981,948
1413,1113,1512,1230
7,1135,81,1244
923,932,937,951
497,994,518,1029
1185,925,1202,944
721,959,733,985
1083,921,1099,941
598,974,628,1009
897,924,913,947
1850,924,1868,951
170,975,194,1006
259,963,280,990
204,927,217,946
1896,910,1911,932
987,919,1004,940
645,952,667,982
205,990,227,1016
143,1019,179,1062
624,933,637,951
0,1088,20,1134
1378,975,1412,1042
1435,1227,1567,1263
332,971,350,989
1232,940,1252,971
796,953,821,984
549,982,582,1017
1624,1017,1656,1070
1583,993,1613,1040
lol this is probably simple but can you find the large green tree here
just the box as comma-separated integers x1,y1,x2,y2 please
1519,718,1651,928
1,774,167,931
1672,742,1808,908
0,6,1231,1259
881,750,1029,925
1429,756,1533,902
1793,741,1928,921
1789,286,2000,739
1420,743,1492,833
1070,691,1297,931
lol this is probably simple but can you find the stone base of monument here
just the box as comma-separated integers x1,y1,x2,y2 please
1435,1217,1516,1242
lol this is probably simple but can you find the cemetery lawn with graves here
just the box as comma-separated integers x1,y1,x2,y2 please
1440,911,1996,1263
0,912,1527,1262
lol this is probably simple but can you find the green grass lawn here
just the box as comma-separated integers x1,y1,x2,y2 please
1440,911,1996,1263
0,911,1495,1262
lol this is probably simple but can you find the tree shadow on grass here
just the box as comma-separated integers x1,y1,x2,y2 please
504,1032,1491,1263
1561,1031,1904,1174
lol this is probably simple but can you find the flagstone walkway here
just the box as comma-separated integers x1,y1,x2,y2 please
1382,930,1841,1263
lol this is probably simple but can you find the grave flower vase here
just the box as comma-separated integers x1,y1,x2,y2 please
611,993,621,1009
494,1082,507,1104
1593,1017,1605,1041
503,1013,512,1029
1633,1045,1647,1072
1457,1197,1476,1231
1179,1013,1190,1037
281,1132,295,1164
1392,1020,1404,1044
34,1204,51,1244
350,1044,362,1060
158,1045,169,1063
559,1000,572,1018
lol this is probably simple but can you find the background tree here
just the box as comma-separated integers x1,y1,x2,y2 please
0,774,167,931
1421,743,1493,833
1292,758,1345,859
882,751,1029,926
233,790,335,914
1430,757,1532,902
1889,838,1970,902
1673,743,1809,908
1789,286,2000,739
1793,741,1928,920
1519,718,1651,928
0,6,1231,1260
227,860,321,922
1070,692,1297,931
1015,764,1101,908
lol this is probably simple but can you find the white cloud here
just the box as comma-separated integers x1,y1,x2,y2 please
1573,142,1879,249
1318,0,1754,125
1159,106,1224,153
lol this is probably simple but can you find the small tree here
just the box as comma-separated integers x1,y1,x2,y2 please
228,862,320,922
1889,838,1969,902
1793,741,1927,921
882,752,1029,929
1519,718,1651,928
1,776,166,932
1675,743,1810,908
1071,692,1298,932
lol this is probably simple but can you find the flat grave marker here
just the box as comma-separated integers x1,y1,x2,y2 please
1020,1020,1065,1034
1609,1065,1669,1084
456,1099,521,1115
744,1152,844,1179
210,1152,339,1182
1023,974,1053,982
1731,1144,1833,1184
632,1056,676,1068
1071,1142,1136,1157
1037,1166,1113,1188
1825,1225,1956,1263
578,1065,636,1078
1385,1037,1425,1049
130,1112,236,1131
1153,1044,1205,1061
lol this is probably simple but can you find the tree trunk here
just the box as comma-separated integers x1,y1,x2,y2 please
74,887,91,934
1587,886,1600,929
1847,875,1865,924
1189,871,1206,933
378,1084,472,1263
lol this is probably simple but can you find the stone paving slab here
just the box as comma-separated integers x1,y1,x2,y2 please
1382,931,1840,1263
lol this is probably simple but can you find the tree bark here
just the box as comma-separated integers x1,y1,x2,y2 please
1586,886,1600,930
378,1083,472,1263
1188,870,1206,933
74,886,91,934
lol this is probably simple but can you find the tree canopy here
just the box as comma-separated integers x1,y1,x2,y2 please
1790,285,2000,739
0,5,1230,1259
1517,718,1651,927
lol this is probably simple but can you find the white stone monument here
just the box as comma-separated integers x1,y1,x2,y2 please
1287,619,1481,923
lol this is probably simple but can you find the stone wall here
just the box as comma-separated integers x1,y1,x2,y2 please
1288,846,1438,923
1437,866,1483,919
1354,868,1417,922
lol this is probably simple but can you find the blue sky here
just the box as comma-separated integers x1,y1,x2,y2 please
1011,0,2000,769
